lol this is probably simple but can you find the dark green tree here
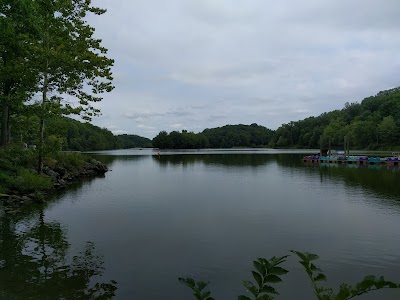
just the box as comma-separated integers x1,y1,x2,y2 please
30,0,114,173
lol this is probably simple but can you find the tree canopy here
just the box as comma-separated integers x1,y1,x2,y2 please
269,87,400,150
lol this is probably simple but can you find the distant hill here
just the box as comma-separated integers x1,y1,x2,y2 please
46,117,152,151
116,134,152,149
269,87,400,149
47,86,400,151
203,124,273,148
152,87,400,150
152,123,273,149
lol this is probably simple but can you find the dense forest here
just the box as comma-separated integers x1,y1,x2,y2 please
7,114,152,151
152,124,273,149
153,87,400,150
0,0,115,172
0,1,153,154
47,118,152,151
269,87,400,149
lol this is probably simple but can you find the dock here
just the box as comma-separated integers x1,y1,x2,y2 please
303,152,400,167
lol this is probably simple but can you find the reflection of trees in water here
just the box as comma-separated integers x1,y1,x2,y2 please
91,154,147,166
275,154,400,202
152,154,275,168
0,211,117,299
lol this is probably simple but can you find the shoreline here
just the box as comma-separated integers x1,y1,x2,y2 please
0,158,108,216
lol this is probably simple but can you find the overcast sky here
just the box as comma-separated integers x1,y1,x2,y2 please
86,0,400,138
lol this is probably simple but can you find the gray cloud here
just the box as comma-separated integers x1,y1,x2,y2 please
88,0,400,138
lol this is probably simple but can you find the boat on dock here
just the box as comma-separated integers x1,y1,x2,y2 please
303,152,400,167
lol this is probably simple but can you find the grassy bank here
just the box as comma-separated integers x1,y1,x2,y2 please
0,145,96,195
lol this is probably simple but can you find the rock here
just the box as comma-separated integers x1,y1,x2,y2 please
43,167,59,178
5,209,20,215
11,195,23,202
54,167,67,176
21,196,33,204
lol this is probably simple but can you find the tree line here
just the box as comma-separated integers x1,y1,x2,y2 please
0,0,113,172
269,87,400,150
153,87,400,150
17,115,152,151
152,124,274,149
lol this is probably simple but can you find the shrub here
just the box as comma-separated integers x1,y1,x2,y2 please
55,152,89,170
11,169,53,192
180,250,400,300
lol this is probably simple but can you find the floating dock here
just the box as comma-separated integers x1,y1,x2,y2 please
303,153,400,167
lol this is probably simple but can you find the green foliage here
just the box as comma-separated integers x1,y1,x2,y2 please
239,255,288,300
0,145,90,193
153,124,273,149
271,87,400,150
116,134,153,149
11,169,52,192
55,152,89,171
153,130,209,149
291,250,400,300
269,88,400,150
180,251,400,300
178,278,215,300
47,117,120,151
203,124,273,148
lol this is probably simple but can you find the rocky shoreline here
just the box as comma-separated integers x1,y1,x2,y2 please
0,159,108,216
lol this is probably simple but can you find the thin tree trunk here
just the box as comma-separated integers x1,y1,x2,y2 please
37,72,48,174
1,102,9,147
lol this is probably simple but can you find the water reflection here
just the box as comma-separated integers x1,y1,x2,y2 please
94,152,400,202
152,154,274,168
275,154,400,201
0,209,117,299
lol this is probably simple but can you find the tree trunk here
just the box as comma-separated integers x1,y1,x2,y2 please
37,72,48,174
0,102,9,147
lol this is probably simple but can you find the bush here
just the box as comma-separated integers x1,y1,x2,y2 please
180,250,400,300
11,169,53,192
55,152,89,170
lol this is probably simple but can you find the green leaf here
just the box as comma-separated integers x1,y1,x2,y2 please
313,273,327,282
243,280,258,296
256,294,272,300
265,275,282,283
238,296,252,300
254,260,266,276
309,263,321,272
356,276,375,291
305,253,319,261
290,250,308,262
201,291,211,298
271,255,289,265
269,267,288,275
252,271,263,287
260,285,279,295
197,281,208,291
179,277,196,289
195,293,202,300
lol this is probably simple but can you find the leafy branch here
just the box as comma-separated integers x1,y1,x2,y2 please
239,255,289,300
180,250,400,300
178,277,215,300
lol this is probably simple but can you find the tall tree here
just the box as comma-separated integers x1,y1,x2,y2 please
0,0,37,147
30,0,114,173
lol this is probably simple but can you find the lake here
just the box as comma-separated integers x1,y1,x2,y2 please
1,149,400,299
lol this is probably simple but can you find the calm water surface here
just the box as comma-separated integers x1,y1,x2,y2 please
1,149,400,299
